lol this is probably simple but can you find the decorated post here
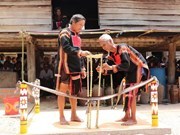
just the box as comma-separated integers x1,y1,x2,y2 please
150,80,159,127
20,83,28,134
33,79,40,113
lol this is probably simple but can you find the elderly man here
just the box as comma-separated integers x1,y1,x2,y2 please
97,33,149,126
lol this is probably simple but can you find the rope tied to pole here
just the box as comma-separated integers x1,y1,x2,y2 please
21,76,158,102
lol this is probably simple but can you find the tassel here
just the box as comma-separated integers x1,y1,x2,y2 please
70,74,82,95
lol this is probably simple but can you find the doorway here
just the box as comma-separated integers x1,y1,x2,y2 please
52,0,99,29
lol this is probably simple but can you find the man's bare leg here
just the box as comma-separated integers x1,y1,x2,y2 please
116,96,130,122
58,83,69,125
69,98,82,122
58,95,69,125
122,92,137,126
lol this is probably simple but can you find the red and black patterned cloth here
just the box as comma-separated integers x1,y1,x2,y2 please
56,28,84,95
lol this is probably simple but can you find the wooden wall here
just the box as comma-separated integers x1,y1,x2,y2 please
98,0,180,30
0,0,52,31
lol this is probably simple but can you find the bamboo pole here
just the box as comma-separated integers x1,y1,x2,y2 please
96,55,103,128
110,74,114,108
24,29,180,37
86,56,90,128
86,54,103,128
21,30,25,81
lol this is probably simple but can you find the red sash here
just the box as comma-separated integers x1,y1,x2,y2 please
72,35,81,48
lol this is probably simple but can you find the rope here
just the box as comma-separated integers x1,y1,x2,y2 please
22,76,157,101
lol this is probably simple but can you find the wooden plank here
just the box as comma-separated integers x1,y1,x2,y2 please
0,43,22,47
83,38,97,42
0,41,22,45
98,0,180,29
0,40,27,44
0,46,22,48
100,26,180,31
0,41,178,52
99,0,180,4
82,37,165,45
0,6,51,12
81,42,161,48
0,39,21,42
0,35,165,45
0,44,22,47
36,39,58,42
99,14,180,21
0,1,51,6
99,8,180,15
0,18,51,25
0,25,52,31
114,37,165,43
0,33,20,38
36,42,56,46
0,12,51,19
1,0,48,2
99,1,180,10
99,20,180,26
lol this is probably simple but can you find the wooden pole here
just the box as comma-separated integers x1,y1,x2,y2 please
26,35,36,82
96,55,103,128
86,54,103,128
21,31,25,81
168,42,176,84
89,57,93,128
86,56,90,128
110,74,114,108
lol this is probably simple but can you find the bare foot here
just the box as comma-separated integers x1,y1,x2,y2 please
60,117,69,125
116,117,129,122
121,119,137,126
71,115,83,122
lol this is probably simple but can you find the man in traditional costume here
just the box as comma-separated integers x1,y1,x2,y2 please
97,34,149,125
56,14,91,125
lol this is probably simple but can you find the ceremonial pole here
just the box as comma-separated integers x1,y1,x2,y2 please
150,80,159,127
33,79,40,113
20,83,28,134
